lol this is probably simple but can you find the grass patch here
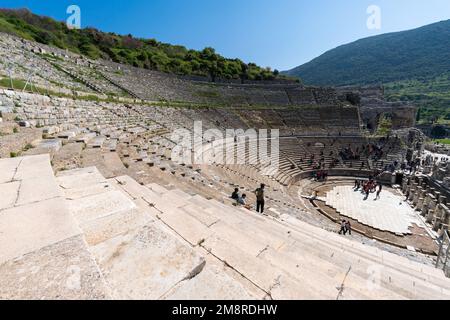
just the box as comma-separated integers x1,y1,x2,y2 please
433,138,450,145
385,73,450,125
23,143,34,151
0,77,27,89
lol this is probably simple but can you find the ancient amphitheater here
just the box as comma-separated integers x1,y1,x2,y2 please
1,33,450,300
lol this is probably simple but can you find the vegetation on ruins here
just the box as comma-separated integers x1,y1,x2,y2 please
284,20,450,124
385,75,450,125
376,114,393,136
23,143,34,152
430,126,448,139
0,8,295,82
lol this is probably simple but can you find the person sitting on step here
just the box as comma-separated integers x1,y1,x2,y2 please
237,194,252,210
231,188,240,201
237,193,246,205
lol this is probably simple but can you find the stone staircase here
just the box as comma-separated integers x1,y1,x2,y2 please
49,62,106,95
1,154,450,300
0,155,109,299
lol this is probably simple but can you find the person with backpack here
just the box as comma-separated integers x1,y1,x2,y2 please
255,184,266,214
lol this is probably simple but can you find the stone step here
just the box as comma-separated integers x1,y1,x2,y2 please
76,132,97,144
201,234,328,299
195,199,447,298
57,170,215,300
277,214,450,290
87,136,106,149
4,154,448,299
112,178,342,298
102,176,267,299
142,182,450,298
185,189,449,294
0,155,110,299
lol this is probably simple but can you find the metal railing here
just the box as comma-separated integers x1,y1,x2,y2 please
436,229,450,278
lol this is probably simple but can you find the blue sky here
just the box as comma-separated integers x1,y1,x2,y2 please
1,0,450,70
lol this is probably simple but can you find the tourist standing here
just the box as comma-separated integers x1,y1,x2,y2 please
255,184,266,214
339,220,347,235
345,221,352,235
375,184,382,200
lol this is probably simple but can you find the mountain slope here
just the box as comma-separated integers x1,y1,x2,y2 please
285,20,450,86
285,20,450,125
0,8,293,82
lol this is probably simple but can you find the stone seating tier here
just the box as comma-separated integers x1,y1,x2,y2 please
1,155,450,299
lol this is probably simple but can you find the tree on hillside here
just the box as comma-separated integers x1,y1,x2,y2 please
239,61,248,83
431,125,447,139
376,114,393,136
416,108,421,122
0,9,296,82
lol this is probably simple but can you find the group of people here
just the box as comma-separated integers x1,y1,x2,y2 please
339,145,361,161
231,183,266,214
313,169,329,182
338,220,352,236
354,177,383,200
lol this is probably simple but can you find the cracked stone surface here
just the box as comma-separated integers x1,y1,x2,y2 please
0,197,81,264
0,235,110,300
89,222,206,300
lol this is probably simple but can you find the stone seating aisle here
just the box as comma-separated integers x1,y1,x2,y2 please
0,155,109,299
2,155,450,299
72,167,450,299
56,167,263,300
137,179,449,299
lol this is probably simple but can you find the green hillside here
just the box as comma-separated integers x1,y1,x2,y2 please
384,74,450,125
284,20,450,86
284,20,450,124
0,8,295,82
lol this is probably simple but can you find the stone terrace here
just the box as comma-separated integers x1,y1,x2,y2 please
1,154,450,299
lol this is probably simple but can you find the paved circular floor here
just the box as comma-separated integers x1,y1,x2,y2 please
320,186,424,235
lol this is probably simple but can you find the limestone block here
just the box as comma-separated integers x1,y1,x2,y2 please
158,208,214,246
0,198,81,264
14,154,53,181
0,157,22,184
90,223,205,300
16,176,63,207
66,190,137,225
0,181,20,210
162,263,258,300
57,167,107,189
0,236,109,300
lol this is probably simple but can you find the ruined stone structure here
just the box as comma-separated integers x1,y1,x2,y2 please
402,175,449,237
337,86,417,132
0,31,449,300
